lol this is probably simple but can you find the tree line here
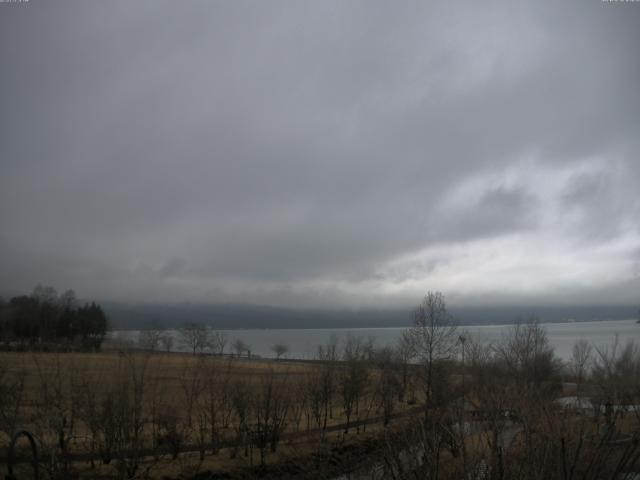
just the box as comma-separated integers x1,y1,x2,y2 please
0,285,108,351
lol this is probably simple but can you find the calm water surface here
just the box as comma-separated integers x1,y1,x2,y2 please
114,319,639,360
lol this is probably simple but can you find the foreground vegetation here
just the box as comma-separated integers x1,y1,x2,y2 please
0,286,108,352
0,291,639,479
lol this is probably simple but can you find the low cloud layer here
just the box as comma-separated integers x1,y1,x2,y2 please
1,1,639,308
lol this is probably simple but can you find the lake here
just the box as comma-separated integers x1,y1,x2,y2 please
113,319,639,361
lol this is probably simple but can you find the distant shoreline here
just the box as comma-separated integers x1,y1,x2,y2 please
112,317,638,332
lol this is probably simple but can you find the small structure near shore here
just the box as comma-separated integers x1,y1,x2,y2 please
554,396,595,416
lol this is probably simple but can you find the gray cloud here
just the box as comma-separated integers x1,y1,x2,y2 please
1,0,639,308
432,185,539,243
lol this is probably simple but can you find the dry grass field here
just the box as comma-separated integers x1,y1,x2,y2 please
2,328,639,480
0,350,310,401
0,350,417,479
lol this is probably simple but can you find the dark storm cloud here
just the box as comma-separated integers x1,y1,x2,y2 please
432,186,539,243
0,0,639,307
560,170,628,241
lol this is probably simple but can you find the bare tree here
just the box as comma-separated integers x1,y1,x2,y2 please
593,336,640,407
339,335,369,433
179,357,206,431
316,335,339,420
160,333,174,353
271,343,289,360
382,417,449,480
317,334,339,362
178,357,207,460
287,376,308,433
138,320,163,352
115,351,151,478
230,378,252,459
494,318,559,387
32,284,59,304
76,352,156,476
570,338,592,395
31,354,80,478
302,337,340,441
373,346,399,427
202,358,234,454
210,330,228,355
250,369,291,466
179,321,210,355
407,291,457,412
232,338,249,358
0,364,25,442
395,331,415,402
58,288,77,310
304,367,331,440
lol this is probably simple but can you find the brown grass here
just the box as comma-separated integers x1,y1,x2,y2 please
0,351,414,479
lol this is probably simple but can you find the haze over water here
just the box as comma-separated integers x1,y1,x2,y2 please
116,319,639,361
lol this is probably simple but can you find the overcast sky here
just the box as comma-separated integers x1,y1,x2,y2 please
1,1,639,309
